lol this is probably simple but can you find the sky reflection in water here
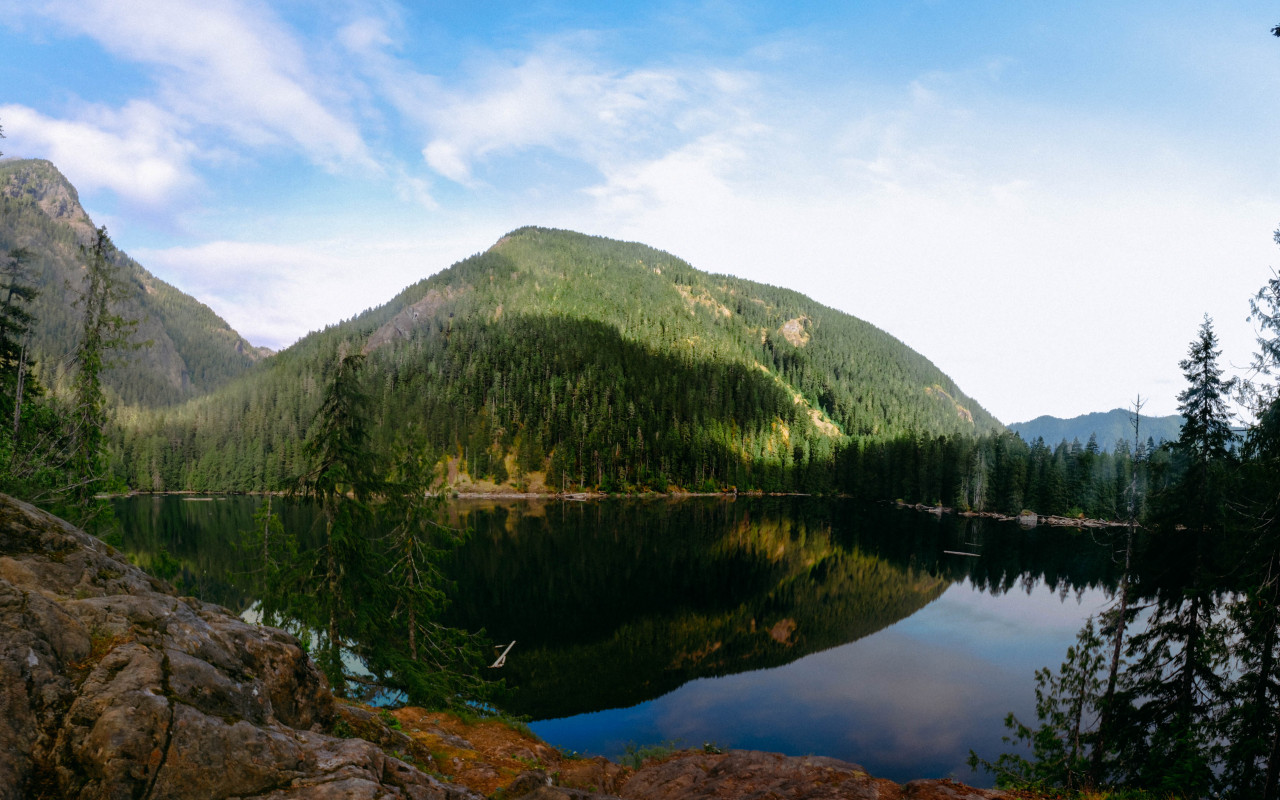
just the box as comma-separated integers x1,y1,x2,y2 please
531,579,1111,786
108,494,1119,787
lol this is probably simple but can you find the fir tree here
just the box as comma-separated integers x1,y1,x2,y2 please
68,227,140,521
293,349,380,695
1220,262,1280,800
1121,317,1236,797
374,448,487,708
0,247,38,451
969,618,1108,792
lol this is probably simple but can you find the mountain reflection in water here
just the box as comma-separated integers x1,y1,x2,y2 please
112,495,1122,786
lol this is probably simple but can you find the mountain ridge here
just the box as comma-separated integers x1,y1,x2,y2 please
110,225,1002,493
1009,407,1183,452
349,225,1000,438
0,158,267,407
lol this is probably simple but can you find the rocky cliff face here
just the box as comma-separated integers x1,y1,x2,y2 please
1,159,95,240
0,492,1012,800
0,158,266,407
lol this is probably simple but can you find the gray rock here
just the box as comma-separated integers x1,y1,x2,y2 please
621,750,885,800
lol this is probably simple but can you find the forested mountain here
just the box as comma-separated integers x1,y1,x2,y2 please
0,158,267,407
109,226,1001,493
1009,409,1182,452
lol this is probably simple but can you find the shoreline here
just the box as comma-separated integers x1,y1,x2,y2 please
107,488,818,500
893,499,1134,529
109,489,1138,529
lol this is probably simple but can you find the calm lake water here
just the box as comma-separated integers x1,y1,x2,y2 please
111,495,1123,787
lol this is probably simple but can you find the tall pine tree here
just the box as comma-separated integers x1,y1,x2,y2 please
1219,263,1280,800
68,227,140,523
292,349,381,695
1123,316,1234,796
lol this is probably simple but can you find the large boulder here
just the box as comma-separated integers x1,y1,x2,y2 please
0,493,478,800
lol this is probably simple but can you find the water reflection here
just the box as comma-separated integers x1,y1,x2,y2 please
111,495,1122,786
532,580,1113,786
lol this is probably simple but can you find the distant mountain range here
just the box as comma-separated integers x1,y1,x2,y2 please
0,159,268,407
1009,408,1183,452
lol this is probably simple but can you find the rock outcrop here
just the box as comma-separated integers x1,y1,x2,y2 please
0,158,95,239
363,286,469,354
383,710,1015,800
0,493,475,800
615,752,1007,799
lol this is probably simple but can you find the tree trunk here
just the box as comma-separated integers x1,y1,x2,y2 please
11,335,25,435
1254,577,1280,799
1091,400,1143,789
1179,593,1202,725
408,555,418,662
1090,524,1133,788
325,506,342,695
1265,715,1280,800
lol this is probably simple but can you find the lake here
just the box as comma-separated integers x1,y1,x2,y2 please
111,494,1124,787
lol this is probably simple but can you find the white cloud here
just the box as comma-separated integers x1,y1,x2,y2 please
352,35,750,185
0,102,197,206
390,167,438,210
337,16,394,54
134,228,499,349
323,28,1280,422
4,5,1271,425
136,240,395,348
25,0,373,170
572,74,1280,423
422,140,472,184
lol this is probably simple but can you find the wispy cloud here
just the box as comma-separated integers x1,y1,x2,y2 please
344,27,754,186
3,1,1275,422
0,101,196,207
572,67,1280,420
135,227,499,349
22,0,373,171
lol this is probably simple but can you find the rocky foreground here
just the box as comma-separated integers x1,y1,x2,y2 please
0,493,1014,800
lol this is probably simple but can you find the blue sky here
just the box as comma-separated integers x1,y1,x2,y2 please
1,0,1278,423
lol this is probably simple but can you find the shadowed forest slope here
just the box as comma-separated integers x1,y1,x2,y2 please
108,226,1001,492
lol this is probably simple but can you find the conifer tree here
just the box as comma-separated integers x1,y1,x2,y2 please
1220,571,1280,800
237,495,294,625
69,227,140,520
374,448,487,707
0,247,37,441
1122,317,1234,797
1219,263,1280,800
969,618,1108,792
293,349,380,695
1089,397,1146,789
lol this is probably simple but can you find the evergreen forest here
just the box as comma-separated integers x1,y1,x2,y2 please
103,223,1005,495
964,298,1280,800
